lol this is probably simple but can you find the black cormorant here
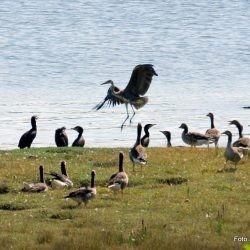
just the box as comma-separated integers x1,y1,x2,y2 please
141,124,155,147
160,130,172,147
71,126,85,147
55,127,68,147
18,115,38,149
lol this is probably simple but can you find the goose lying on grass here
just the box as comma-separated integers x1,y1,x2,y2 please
22,165,48,192
49,161,73,189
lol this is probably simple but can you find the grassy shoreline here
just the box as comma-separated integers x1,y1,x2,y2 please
0,147,249,250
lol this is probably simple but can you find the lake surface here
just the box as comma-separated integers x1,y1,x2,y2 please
1,0,250,149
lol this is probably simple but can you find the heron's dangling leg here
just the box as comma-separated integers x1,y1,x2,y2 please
129,104,136,123
121,103,130,130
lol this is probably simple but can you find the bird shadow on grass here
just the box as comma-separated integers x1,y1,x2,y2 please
92,160,117,168
0,203,32,211
216,167,237,173
157,177,189,185
0,184,9,194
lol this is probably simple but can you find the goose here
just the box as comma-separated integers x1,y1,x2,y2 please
107,152,128,194
160,130,172,147
55,127,68,147
179,123,212,147
65,170,96,206
229,120,250,148
22,165,48,192
129,123,147,171
205,112,220,147
71,126,85,147
49,161,73,189
141,124,156,147
18,115,38,149
222,130,243,169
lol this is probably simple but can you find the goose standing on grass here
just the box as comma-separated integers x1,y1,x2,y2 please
94,64,158,130
71,126,85,147
205,112,220,147
55,127,68,147
65,170,96,206
129,123,147,171
222,130,243,169
18,115,38,149
141,124,156,147
49,161,73,189
179,123,213,147
107,152,128,195
160,131,172,147
229,120,250,147
22,165,48,192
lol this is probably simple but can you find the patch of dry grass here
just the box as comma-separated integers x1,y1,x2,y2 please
0,147,249,250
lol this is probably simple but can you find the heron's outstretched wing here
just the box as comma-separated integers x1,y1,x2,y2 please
123,64,157,97
94,85,125,110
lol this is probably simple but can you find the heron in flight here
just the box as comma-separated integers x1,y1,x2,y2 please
94,64,158,130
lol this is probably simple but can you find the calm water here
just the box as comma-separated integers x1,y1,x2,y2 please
1,0,250,149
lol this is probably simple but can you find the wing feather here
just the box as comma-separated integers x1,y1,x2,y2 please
123,64,157,97
94,85,125,110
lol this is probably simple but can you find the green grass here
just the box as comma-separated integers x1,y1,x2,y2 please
0,147,249,250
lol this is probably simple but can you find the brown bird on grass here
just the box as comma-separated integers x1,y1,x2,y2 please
179,123,213,147
129,123,147,171
205,112,220,147
229,120,250,148
65,170,96,206
22,165,48,192
94,64,158,130
107,152,128,195
49,161,73,189
222,130,243,169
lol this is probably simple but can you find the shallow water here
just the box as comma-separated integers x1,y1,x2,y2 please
0,0,250,149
